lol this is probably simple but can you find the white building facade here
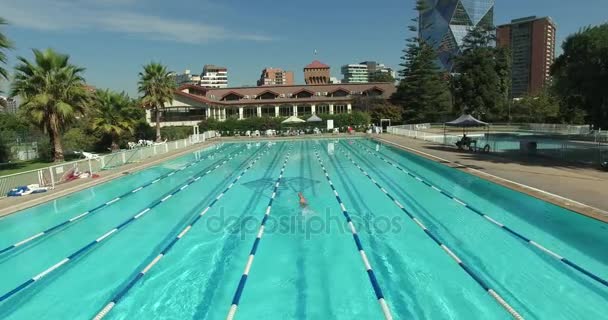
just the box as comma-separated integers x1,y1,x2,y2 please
200,64,228,88
341,64,369,83
147,83,396,127
174,70,201,86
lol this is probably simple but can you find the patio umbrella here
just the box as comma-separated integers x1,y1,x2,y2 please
281,116,306,124
445,114,488,127
306,114,323,122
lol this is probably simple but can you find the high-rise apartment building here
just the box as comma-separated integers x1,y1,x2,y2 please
304,60,330,84
341,61,396,83
361,61,396,81
420,0,495,70
257,68,294,86
341,64,369,83
0,96,18,114
497,16,557,98
175,70,202,86
200,65,228,88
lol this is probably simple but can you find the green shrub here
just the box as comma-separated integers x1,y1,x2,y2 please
63,128,97,153
160,126,193,140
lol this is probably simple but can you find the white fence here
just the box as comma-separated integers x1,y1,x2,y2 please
0,131,218,198
387,124,455,144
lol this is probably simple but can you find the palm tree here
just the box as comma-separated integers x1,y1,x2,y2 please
138,62,175,142
11,48,90,162
0,17,14,84
91,89,138,151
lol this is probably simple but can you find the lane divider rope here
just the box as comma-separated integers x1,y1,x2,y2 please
0,145,249,303
334,142,524,320
353,140,608,289
92,143,275,320
311,143,393,320
0,143,231,256
226,144,293,320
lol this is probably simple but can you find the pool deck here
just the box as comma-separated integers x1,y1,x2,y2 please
0,140,219,218
373,134,608,223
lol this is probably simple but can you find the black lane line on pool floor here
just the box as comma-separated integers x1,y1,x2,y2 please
192,142,289,320
91,143,275,320
0,143,233,257
354,139,608,289
335,142,524,319
226,144,293,320
309,143,394,320
0,145,254,304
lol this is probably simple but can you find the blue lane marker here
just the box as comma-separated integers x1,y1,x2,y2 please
92,143,275,320
311,143,393,320
336,142,524,319
226,144,293,320
353,140,608,290
0,145,249,304
0,143,232,256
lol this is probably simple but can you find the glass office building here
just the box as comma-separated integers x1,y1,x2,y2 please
420,0,495,70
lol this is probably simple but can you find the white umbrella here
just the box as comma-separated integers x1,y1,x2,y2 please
281,116,305,124
306,114,323,122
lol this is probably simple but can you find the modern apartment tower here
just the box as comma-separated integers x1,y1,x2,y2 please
497,16,557,98
341,61,396,83
341,64,369,83
257,68,294,86
420,0,495,70
0,96,18,114
200,65,228,88
174,70,202,86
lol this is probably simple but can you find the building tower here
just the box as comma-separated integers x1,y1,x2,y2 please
420,0,495,70
304,60,330,84
497,16,557,98
257,68,294,86
200,65,228,88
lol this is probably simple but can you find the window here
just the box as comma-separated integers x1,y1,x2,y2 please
258,91,278,100
279,105,293,117
334,104,347,114
243,107,256,118
261,106,275,117
316,104,329,114
298,105,312,116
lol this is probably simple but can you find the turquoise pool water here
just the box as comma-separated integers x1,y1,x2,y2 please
0,139,606,319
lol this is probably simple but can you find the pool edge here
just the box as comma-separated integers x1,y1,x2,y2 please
372,136,608,224
0,140,221,218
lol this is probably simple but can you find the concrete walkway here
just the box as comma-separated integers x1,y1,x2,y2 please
373,134,608,223
0,140,219,218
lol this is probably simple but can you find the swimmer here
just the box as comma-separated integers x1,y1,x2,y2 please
298,192,308,208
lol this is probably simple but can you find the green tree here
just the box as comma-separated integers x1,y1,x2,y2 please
369,72,395,83
370,104,403,124
511,90,559,123
452,26,511,121
551,23,608,128
0,17,13,84
453,26,511,120
392,0,451,123
138,62,175,142
91,89,140,150
11,49,90,162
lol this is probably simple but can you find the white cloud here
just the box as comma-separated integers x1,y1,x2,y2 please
0,0,272,43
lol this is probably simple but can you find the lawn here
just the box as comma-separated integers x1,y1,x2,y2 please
0,155,81,177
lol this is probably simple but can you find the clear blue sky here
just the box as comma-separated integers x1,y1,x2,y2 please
1,0,607,96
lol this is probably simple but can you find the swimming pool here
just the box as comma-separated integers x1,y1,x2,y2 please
0,139,606,319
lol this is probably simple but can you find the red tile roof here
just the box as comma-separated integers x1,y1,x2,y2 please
305,60,330,69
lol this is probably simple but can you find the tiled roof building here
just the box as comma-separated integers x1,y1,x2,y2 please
148,82,396,127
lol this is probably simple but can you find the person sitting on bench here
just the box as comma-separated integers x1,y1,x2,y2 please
456,134,472,150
